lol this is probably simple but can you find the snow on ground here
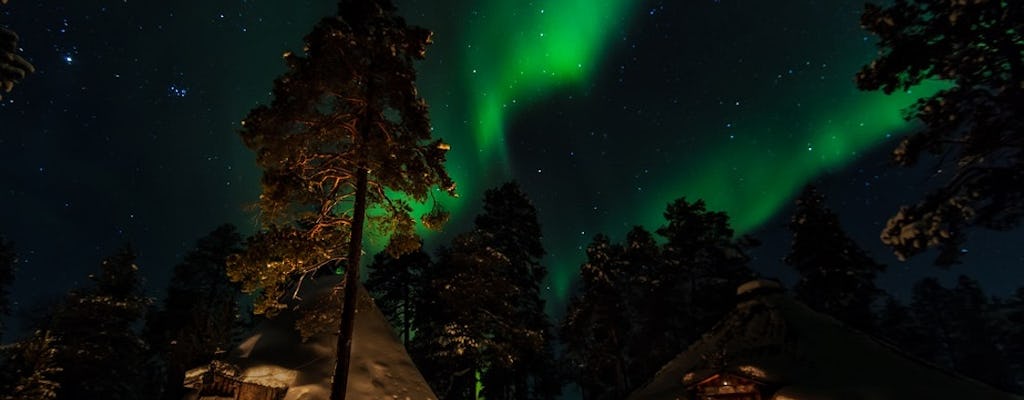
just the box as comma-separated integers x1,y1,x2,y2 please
185,276,436,400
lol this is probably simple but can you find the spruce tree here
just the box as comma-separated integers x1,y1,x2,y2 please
946,276,1016,391
0,330,61,400
144,224,244,400
412,183,559,400
561,234,631,400
48,245,149,400
785,185,886,331
226,1,454,398
365,242,429,346
654,197,755,342
909,277,957,369
0,237,14,339
856,0,1024,264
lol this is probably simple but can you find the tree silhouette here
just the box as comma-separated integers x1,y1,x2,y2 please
655,197,755,338
561,233,633,400
562,199,754,398
48,245,150,400
785,185,886,331
474,182,561,400
856,0,1024,265
0,237,14,339
1,0,34,100
0,330,61,400
365,241,429,346
144,224,245,400
909,276,1016,390
411,182,559,399
226,1,454,398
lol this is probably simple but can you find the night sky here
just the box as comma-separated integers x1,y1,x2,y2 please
2,0,1023,334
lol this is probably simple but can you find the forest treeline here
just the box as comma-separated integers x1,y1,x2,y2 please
1,180,1023,399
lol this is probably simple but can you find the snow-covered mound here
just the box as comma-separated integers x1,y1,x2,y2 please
629,279,1023,400
184,276,436,400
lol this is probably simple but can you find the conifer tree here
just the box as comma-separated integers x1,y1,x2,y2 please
473,182,560,400
365,242,429,346
226,1,454,398
144,224,244,400
561,234,632,400
655,197,755,339
856,0,1024,264
48,245,149,400
412,183,559,400
946,276,1016,391
0,237,14,339
909,277,956,369
909,276,1015,390
998,287,1024,388
785,185,886,331
0,330,61,400
563,201,752,399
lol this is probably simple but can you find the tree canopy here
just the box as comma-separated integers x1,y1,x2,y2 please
0,0,34,100
786,185,886,331
857,0,1024,265
227,1,454,398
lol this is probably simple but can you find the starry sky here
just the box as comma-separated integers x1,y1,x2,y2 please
2,0,1022,331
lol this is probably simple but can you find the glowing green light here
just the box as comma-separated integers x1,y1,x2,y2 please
464,0,633,165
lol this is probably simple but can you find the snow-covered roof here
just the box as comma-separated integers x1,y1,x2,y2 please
628,280,1023,400
184,276,436,400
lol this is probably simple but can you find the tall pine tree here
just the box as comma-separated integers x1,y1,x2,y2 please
785,185,886,331
655,197,755,339
561,233,632,400
412,182,560,400
226,1,454,398
473,182,560,400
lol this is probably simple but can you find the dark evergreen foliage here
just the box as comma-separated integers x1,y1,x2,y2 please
653,197,755,346
0,237,14,339
0,330,61,400
47,245,150,400
561,233,634,399
562,198,755,399
226,1,453,397
785,185,886,331
856,0,1024,264
907,276,1017,391
995,287,1024,389
143,224,245,400
365,242,429,346
411,182,560,400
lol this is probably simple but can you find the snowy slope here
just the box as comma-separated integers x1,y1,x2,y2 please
185,276,436,400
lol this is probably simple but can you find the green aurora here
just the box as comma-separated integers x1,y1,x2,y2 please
396,1,945,301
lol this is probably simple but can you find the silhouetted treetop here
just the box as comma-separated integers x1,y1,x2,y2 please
856,0,1024,265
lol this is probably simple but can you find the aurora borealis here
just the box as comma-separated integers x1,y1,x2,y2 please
2,0,1023,332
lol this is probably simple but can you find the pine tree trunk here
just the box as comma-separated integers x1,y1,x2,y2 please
330,166,368,400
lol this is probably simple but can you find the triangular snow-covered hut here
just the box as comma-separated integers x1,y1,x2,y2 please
183,276,436,400
628,280,1023,400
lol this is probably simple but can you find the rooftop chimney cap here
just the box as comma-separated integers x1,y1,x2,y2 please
736,279,783,296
